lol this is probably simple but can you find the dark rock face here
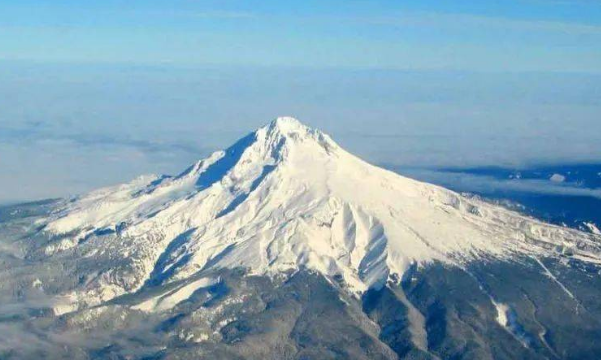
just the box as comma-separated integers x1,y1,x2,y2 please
393,259,601,360
1,201,601,360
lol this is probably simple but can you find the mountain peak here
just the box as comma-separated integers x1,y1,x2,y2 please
41,116,601,309
270,116,305,130
254,116,337,157
261,116,314,139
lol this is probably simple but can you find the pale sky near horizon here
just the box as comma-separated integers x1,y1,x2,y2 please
1,0,600,202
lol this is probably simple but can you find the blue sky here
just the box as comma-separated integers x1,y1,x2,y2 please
1,0,601,202
2,0,601,71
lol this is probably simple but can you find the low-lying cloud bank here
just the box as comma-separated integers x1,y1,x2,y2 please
399,168,601,200
1,63,600,202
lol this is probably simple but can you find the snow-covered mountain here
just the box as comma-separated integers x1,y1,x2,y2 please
38,117,601,312
3,117,601,359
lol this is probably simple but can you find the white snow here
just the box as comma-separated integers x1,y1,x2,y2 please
494,301,510,327
133,277,218,312
32,278,43,289
532,257,576,301
52,293,80,316
584,222,601,235
40,116,601,310
492,301,529,348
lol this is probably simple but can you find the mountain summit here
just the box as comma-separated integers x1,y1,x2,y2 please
41,117,601,311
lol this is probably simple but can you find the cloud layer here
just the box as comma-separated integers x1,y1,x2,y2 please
1,63,600,202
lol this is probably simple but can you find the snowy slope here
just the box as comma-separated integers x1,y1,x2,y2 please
40,117,601,311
